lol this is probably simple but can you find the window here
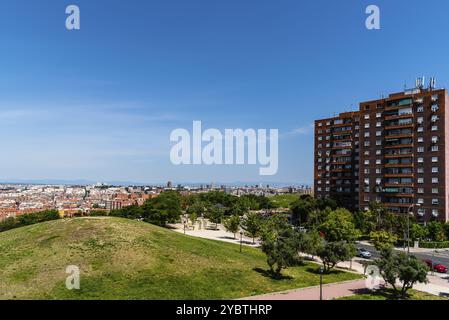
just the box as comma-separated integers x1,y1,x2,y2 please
418,178,424,184
417,147,424,153
432,188,439,194
364,195,370,202
376,159,381,165
364,160,370,165
417,106,424,112
431,104,439,112
417,117,424,124
364,114,370,120
431,145,438,152
365,123,370,129
432,178,439,184
376,168,382,174
418,208,426,216
364,132,370,138
376,140,382,146
417,188,424,194
432,157,438,163
417,127,424,133
376,131,382,137
432,125,438,131
376,113,381,118
432,209,439,217
417,198,424,204
417,157,424,163
432,136,439,143
432,167,439,173
364,169,370,174
375,178,381,185
417,136,424,143
364,141,370,147
376,121,381,127
364,179,370,185
376,150,382,155
417,168,424,174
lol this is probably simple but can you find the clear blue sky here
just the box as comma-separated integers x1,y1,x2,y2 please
1,0,449,185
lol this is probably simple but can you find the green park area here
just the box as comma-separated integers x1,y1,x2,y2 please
0,217,360,300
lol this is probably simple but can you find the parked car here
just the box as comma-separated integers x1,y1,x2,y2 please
357,248,372,259
423,259,448,273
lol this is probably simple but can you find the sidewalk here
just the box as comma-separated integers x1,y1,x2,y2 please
173,224,449,298
243,279,368,300
358,240,449,254
170,222,261,247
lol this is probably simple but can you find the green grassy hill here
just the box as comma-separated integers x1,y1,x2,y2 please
0,217,359,300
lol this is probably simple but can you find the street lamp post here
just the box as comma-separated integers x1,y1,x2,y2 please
240,231,243,253
319,266,324,300
407,204,421,255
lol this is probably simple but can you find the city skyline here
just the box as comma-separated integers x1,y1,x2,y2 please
1,0,449,184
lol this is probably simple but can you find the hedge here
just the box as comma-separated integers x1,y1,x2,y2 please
0,210,60,233
419,241,449,249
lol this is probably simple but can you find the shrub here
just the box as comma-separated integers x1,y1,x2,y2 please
0,210,60,233
419,241,449,249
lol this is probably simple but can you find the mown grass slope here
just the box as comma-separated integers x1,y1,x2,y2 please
0,217,360,300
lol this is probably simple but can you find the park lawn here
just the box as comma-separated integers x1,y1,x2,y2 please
270,194,300,208
338,289,447,300
0,217,361,300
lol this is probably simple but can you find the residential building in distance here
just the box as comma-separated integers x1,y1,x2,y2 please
314,78,449,222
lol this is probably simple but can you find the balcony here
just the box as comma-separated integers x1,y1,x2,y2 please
384,202,414,208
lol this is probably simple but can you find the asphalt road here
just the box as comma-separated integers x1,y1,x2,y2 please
357,243,449,267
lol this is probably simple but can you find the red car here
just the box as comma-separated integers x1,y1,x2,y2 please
423,259,448,273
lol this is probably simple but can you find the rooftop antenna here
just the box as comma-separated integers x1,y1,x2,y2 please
415,76,425,89
429,77,436,90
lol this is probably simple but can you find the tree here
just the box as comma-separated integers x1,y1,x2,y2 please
369,230,398,252
301,230,325,259
444,222,449,242
410,223,428,242
353,209,377,235
186,201,207,228
141,191,182,227
223,215,241,239
426,221,446,242
260,216,303,277
241,212,263,244
205,206,224,230
227,201,248,217
318,208,360,242
317,241,356,273
375,249,428,299
290,195,316,226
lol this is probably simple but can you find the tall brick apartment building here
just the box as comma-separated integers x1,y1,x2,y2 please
314,80,449,222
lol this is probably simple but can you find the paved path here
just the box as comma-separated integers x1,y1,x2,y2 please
243,279,368,300
171,223,449,298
